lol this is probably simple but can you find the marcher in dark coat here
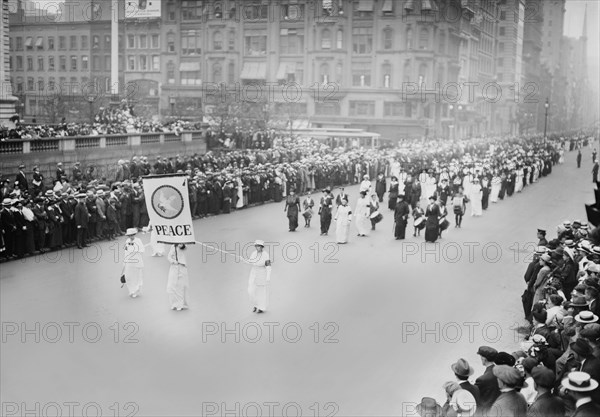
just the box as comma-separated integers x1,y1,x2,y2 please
375,173,386,202
319,189,333,236
394,194,410,240
74,194,90,249
424,196,440,243
388,177,399,210
284,189,301,232
0,200,16,258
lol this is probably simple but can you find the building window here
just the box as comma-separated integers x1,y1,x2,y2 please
181,70,201,85
92,36,100,49
27,56,33,71
69,35,76,50
36,37,44,50
228,62,235,84
38,78,44,91
182,0,204,20
47,37,54,50
167,61,175,84
353,0,373,18
336,29,343,49
69,56,77,71
8,57,12,71
243,2,268,20
244,35,267,55
406,28,413,49
105,35,111,49
105,56,111,71
93,56,100,71
315,102,341,115
352,27,373,54
228,31,235,51
70,77,79,93
182,30,202,55
15,56,22,71
213,31,223,50
499,42,504,52
128,35,135,49
352,64,371,87
82,56,89,70
280,29,304,54
168,4,176,20
383,28,393,49
382,0,394,16
16,37,23,51
128,56,136,70
213,62,222,83
384,102,404,117
499,27,505,36
403,61,411,83
38,56,44,71
151,34,160,48
497,57,504,67
81,35,88,49
26,37,33,50
27,77,34,91
167,32,176,52
9,37,13,52
321,29,332,49
382,63,391,87
152,55,160,71
439,31,446,54
48,77,55,90
349,101,375,116
320,63,330,84
139,35,147,49
419,28,429,49
500,11,506,20
48,57,55,71
214,2,223,18
59,36,66,50
16,77,23,93
418,63,427,85
139,55,147,71
281,3,304,20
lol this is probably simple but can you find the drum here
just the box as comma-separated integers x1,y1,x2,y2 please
414,217,426,230
370,211,383,224
440,219,450,231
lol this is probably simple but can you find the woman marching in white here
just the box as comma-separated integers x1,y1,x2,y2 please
147,222,165,257
248,240,272,314
334,198,352,243
123,228,145,298
167,243,190,311
354,191,371,237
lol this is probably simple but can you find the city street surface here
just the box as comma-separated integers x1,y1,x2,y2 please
0,151,592,416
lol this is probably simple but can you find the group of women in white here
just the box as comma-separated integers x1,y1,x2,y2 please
121,226,270,313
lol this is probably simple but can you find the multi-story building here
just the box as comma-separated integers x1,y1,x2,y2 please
1,0,17,121
495,0,524,135
519,0,543,134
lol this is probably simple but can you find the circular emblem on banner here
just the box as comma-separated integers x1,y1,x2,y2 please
151,185,184,219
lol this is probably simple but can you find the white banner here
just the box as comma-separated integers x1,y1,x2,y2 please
143,175,196,244
125,0,161,19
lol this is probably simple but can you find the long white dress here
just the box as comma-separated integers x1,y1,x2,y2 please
515,169,524,193
490,176,501,203
247,249,271,311
123,237,145,297
354,197,371,236
470,184,483,216
334,204,352,243
166,245,190,310
236,177,244,209
149,223,165,256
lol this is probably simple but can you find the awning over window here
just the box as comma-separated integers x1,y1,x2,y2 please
421,0,438,11
240,62,267,79
357,0,373,11
382,0,393,12
179,62,201,72
276,62,296,79
323,0,333,8
35,37,43,47
404,0,415,10
25,37,33,47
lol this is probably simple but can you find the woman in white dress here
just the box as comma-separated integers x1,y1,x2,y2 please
354,191,371,237
236,176,244,209
334,198,352,244
123,228,145,298
515,167,524,193
247,240,272,313
490,171,501,203
167,243,190,311
469,179,483,217
148,222,164,256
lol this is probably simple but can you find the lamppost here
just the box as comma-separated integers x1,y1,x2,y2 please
543,98,549,139
169,96,176,117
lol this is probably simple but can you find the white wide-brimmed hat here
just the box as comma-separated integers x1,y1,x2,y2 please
126,228,138,236
254,240,265,247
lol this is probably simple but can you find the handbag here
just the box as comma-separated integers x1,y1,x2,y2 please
120,266,126,288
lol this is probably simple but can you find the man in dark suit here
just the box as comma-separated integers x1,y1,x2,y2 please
571,338,600,402
561,371,600,417
56,162,66,182
335,188,349,207
489,365,528,417
15,164,28,193
537,229,548,247
74,193,89,249
475,346,500,414
451,358,481,408
319,188,333,236
527,365,565,417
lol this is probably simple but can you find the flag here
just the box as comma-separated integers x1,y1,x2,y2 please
142,174,196,244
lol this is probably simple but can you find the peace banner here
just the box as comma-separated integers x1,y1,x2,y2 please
142,174,196,244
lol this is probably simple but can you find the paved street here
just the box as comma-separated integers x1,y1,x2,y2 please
0,149,593,416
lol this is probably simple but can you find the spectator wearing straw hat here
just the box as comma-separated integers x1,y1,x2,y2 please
560,372,600,417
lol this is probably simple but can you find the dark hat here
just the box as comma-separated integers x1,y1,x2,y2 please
451,358,474,377
521,357,539,374
569,295,589,308
493,365,523,387
580,323,600,341
477,346,498,361
415,397,442,417
531,366,555,388
18,164,25,169
532,309,548,324
537,229,546,235
494,351,516,367
570,339,593,357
